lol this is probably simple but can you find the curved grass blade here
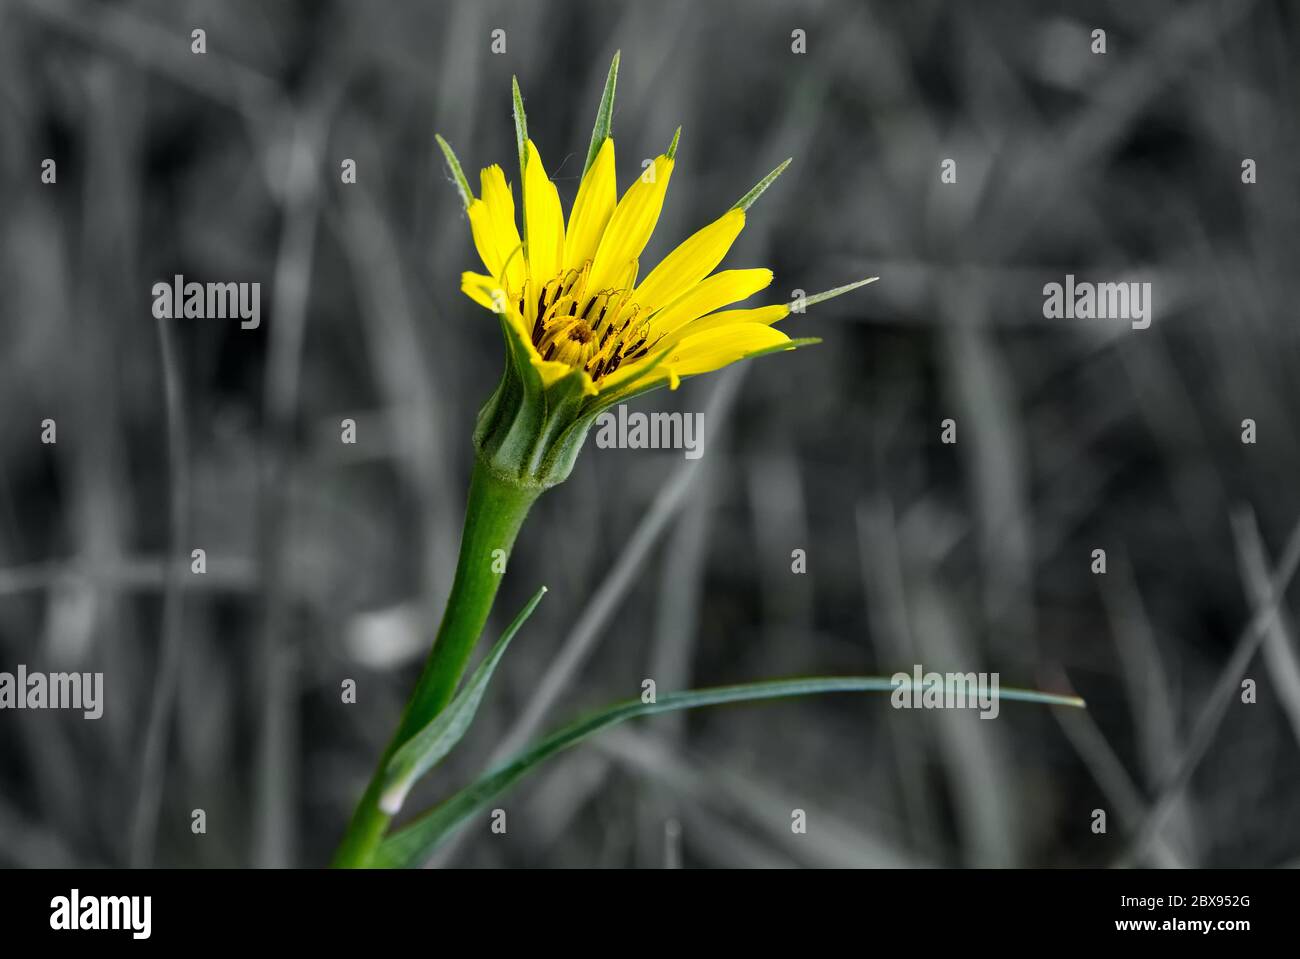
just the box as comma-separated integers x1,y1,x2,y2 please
582,50,620,178
375,676,1084,867
378,586,549,816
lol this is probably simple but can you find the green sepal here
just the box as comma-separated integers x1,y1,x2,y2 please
473,313,603,490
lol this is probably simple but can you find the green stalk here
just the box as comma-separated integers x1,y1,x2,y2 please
332,457,541,867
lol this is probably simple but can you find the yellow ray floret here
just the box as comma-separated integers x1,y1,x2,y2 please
523,140,565,285
586,154,674,295
564,138,616,272
469,166,525,293
632,208,746,314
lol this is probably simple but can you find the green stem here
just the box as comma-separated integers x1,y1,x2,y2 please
332,457,541,867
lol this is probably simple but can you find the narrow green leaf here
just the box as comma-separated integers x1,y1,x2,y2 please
378,586,548,816
666,125,682,161
794,276,878,310
731,158,792,212
434,134,474,211
375,676,1084,867
582,50,620,178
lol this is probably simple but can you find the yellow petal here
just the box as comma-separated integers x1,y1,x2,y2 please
614,257,639,293
598,316,791,394
479,165,525,291
468,200,501,278
523,140,565,285
665,323,793,378
648,268,774,338
633,209,746,313
669,302,790,340
461,271,506,311
587,155,674,293
565,138,616,271
532,355,591,391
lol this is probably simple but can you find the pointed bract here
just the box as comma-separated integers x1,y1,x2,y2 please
732,158,792,212
583,50,620,178
511,75,528,179
435,134,473,211
795,276,879,310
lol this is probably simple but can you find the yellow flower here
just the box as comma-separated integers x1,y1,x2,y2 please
435,54,874,488
459,135,793,397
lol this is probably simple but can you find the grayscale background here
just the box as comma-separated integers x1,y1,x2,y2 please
2,0,1299,868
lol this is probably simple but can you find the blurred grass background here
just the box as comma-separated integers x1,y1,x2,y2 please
1,0,1299,867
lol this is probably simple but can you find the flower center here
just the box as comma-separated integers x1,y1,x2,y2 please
567,323,594,345
521,262,662,382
